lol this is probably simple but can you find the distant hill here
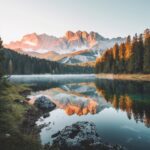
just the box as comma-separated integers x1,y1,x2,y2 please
0,48,94,74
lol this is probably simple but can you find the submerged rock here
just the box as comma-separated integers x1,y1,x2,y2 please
50,121,125,150
43,112,50,118
34,96,56,111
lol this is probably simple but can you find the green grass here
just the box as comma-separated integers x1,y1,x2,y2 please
0,80,43,150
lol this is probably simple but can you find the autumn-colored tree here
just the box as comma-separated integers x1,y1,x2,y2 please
112,43,119,73
126,34,138,73
125,35,131,60
95,29,149,74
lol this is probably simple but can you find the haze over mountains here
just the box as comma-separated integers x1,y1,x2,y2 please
5,31,125,64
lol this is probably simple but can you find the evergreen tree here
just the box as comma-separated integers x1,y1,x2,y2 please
8,59,13,74
118,43,126,73
0,48,94,74
143,29,150,73
135,34,144,72
95,29,150,74
0,37,4,78
0,37,3,49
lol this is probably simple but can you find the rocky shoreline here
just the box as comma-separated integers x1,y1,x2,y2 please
21,95,57,134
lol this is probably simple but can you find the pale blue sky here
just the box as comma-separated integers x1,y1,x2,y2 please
0,0,149,43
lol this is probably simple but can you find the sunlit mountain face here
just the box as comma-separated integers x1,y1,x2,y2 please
5,31,125,64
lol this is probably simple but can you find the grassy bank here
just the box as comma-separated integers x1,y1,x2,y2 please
96,74,150,81
0,80,42,150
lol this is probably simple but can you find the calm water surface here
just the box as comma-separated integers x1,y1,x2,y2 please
10,75,150,150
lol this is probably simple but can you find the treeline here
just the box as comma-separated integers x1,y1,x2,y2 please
0,37,4,78
96,29,150,74
0,48,94,75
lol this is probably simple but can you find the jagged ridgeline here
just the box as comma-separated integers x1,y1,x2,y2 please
0,48,94,74
96,29,150,74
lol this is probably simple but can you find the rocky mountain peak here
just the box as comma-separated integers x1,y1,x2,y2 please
5,31,125,55
75,30,82,37
89,31,104,41
65,31,75,40
82,31,89,39
22,32,38,41
65,30,105,42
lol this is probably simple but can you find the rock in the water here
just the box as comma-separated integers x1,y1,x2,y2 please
43,113,50,118
50,121,125,150
34,96,56,111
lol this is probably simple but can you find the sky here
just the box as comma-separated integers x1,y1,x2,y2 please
0,0,150,43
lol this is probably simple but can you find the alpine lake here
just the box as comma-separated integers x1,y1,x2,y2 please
10,74,150,150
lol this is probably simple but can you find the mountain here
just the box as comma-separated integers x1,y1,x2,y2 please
5,31,125,64
25,49,98,64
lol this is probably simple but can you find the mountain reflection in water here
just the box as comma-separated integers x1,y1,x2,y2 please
29,82,109,116
50,83,109,116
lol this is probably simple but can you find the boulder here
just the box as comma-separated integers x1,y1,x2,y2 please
34,96,56,111
50,121,125,150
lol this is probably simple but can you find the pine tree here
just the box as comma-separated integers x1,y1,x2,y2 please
135,34,144,72
143,29,150,73
95,29,150,74
0,37,4,78
0,37,3,49
118,43,126,73
102,49,111,73
8,59,13,74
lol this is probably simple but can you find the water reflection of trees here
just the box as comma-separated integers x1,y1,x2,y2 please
95,79,150,128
